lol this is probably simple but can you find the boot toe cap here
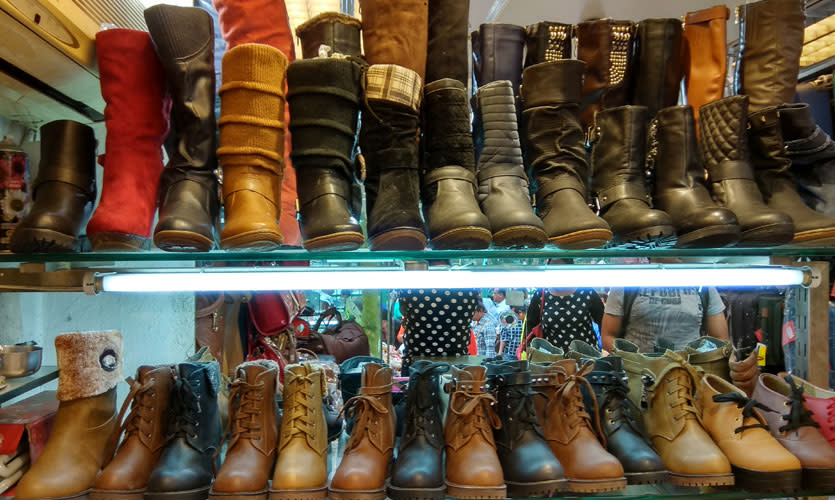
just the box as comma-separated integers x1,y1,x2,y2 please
390,447,443,489
147,465,212,493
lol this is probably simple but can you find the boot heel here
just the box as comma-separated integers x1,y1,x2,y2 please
10,227,78,253
733,466,801,493
89,232,149,251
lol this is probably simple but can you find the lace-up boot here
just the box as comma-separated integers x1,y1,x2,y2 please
787,375,835,447
685,336,732,381
145,362,223,500
754,373,835,489
527,338,565,363
389,361,449,500
329,363,394,500
443,365,505,499
92,365,176,500
271,363,328,500
211,361,279,500
486,360,567,497
529,360,626,492
698,374,801,492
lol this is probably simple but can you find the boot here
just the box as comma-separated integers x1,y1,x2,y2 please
295,12,361,59
91,365,176,500
697,374,802,492
145,362,223,500
471,23,525,95
359,0,427,80
473,80,547,248
576,19,636,130
360,64,426,250
14,331,122,500
9,120,96,253
145,5,219,252
210,361,279,500
521,61,612,249
329,363,394,500
611,338,650,409
524,22,573,68
729,347,759,397
630,19,684,121
288,57,364,251
388,361,449,500
684,336,732,381
217,44,287,251
422,79,491,249
683,5,730,135
529,360,626,492
649,105,740,247
787,375,835,447
749,106,835,246
86,29,170,251
753,373,835,489
699,96,795,246
781,102,835,217
443,365,505,499
527,337,564,363
427,0,469,85
736,0,804,111
590,106,676,248
566,338,601,361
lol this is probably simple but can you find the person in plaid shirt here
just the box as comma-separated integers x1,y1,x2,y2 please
499,307,525,360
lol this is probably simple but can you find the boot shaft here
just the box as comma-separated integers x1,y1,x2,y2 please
474,80,525,170
295,12,361,59
422,78,475,172
683,5,730,128
684,336,732,381
699,95,753,172
749,106,793,177
486,360,544,448
359,0,428,80
227,361,279,454
472,23,525,94
172,361,222,453
280,363,328,455
427,0,470,85
590,105,651,202
34,120,97,200
631,18,684,120
400,361,449,451
649,105,705,192
528,337,565,363
344,362,394,453
524,22,573,68
444,365,499,450
116,365,177,456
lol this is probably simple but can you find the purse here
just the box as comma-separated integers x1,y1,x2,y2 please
517,291,545,359
245,291,308,380
300,307,370,364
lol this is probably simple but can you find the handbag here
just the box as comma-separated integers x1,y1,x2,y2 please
517,291,545,359
300,307,370,364
245,291,307,380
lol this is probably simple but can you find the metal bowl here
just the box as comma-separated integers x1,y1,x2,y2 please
0,345,42,378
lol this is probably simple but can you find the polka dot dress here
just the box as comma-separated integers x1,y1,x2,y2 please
400,289,479,367
540,290,599,352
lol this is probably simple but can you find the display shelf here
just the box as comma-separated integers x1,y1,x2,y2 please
0,366,58,405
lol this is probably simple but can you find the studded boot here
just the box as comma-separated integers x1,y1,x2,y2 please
524,22,572,68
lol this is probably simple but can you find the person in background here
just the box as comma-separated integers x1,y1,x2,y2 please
498,307,525,360
525,288,605,352
473,302,499,358
484,288,510,324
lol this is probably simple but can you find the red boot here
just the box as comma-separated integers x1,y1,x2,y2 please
785,374,835,447
86,29,170,250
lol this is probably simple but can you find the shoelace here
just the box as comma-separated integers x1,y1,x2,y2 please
712,392,773,433
649,352,703,423
283,373,319,441
339,384,390,450
598,372,641,434
780,375,821,433
448,387,501,441
102,376,156,466
549,361,606,446
170,377,201,439
404,363,449,441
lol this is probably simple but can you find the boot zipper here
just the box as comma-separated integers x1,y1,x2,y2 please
645,118,659,185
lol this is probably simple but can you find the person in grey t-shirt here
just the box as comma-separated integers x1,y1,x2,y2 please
601,287,729,353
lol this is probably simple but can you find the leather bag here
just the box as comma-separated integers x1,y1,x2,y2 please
195,292,225,365
516,291,545,359
300,307,369,363
245,291,307,380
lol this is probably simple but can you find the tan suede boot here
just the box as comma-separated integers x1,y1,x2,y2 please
729,348,759,397
527,337,564,363
358,0,427,80
685,336,732,381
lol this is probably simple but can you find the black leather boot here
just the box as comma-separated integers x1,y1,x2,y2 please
524,22,573,68
631,19,684,121
471,23,525,95
426,0,469,85
749,106,835,246
699,96,794,246
781,103,835,216
388,361,450,500
486,360,567,497
649,105,740,247
422,79,491,249
294,12,362,59
521,60,612,249
145,362,222,500
145,5,219,252
590,106,676,248
10,120,96,253
288,58,364,251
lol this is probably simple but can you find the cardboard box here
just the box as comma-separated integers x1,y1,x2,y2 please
0,391,58,496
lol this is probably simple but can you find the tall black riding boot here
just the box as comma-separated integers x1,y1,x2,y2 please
781,103,835,217
471,23,525,95
699,96,794,246
590,106,676,247
524,22,573,68
649,105,740,247
426,0,469,85
631,18,684,121
145,5,219,252
294,12,362,59
422,79,491,249
10,120,96,253
288,58,364,251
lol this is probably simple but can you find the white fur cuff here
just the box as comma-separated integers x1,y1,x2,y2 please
55,330,123,401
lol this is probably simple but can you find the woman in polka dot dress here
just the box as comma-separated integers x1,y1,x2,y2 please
399,289,480,368
524,288,605,352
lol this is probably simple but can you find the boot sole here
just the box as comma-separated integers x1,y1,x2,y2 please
326,486,385,500
493,225,548,249
625,471,668,485
566,477,627,493
154,230,214,252
803,467,835,491
549,228,613,250
34,491,92,500
221,229,283,252
90,489,144,500
739,223,795,247
386,483,445,500
10,227,78,253
732,466,801,493
209,488,268,500
444,481,505,499
89,232,149,251
430,226,492,250
793,228,835,247
610,226,677,249
668,472,734,487
369,228,426,251
303,231,364,252
267,486,327,500
145,486,211,500
506,478,568,497
675,224,740,248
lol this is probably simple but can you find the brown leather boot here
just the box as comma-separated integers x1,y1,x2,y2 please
359,0,427,81
443,365,505,499
15,332,123,500
91,365,176,500
530,360,626,493
753,373,835,489
683,5,730,136
729,348,759,397
697,374,802,492
270,363,328,500
210,361,279,500
329,363,394,500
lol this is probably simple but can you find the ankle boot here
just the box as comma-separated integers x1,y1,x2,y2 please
528,337,564,363
211,361,279,500
389,361,449,500
631,19,684,121
749,106,835,245
486,360,567,497
729,347,759,397
611,339,649,409
15,331,122,500
217,44,287,251
577,19,636,130
684,336,732,381
736,0,804,111
91,365,176,500
295,12,361,58
145,5,219,252
360,64,426,250
288,57,364,251
443,365,505,499
86,29,170,251
590,106,676,248
698,374,802,492
787,375,835,447
359,0,427,80
683,5,730,135
699,96,795,246
529,360,626,493
422,79,491,250
781,103,835,216
329,363,394,500
566,339,602,361
524,22,573,68
271,363,328,499
521,61,612,249
649,105,740,247
471,23,525,95
753,374,835,489
146,362,223,500
427,0,469,85
473,80,547,248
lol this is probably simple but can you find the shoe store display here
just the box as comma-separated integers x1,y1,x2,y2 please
684,336,733,381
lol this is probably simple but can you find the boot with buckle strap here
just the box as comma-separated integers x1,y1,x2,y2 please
785,374,835,448
684,336,733,382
